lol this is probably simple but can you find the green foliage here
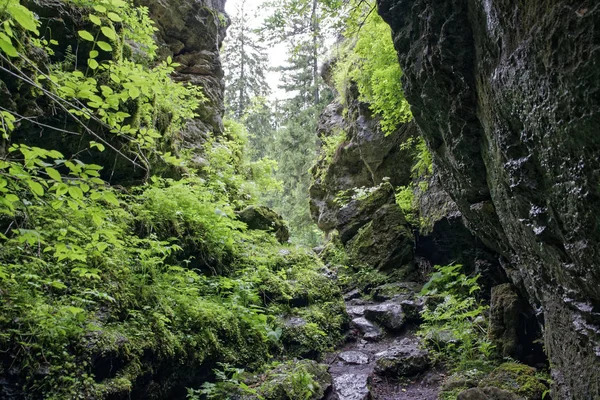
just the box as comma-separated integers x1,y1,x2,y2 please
0,1,346,398
419,265,495,373
193,360,329,400
395,185,416,225
315,128,347,180
202,119,282,209
394,136,433,228
333,0,412,134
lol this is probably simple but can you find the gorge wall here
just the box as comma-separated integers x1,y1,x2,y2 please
377,0,600,397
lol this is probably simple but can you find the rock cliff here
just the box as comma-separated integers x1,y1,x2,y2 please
6,0,227,184
377,0,600,397
139,0,228,147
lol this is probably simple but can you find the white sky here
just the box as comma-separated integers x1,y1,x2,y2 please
224,0,288,100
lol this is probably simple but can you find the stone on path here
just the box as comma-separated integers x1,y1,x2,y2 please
374,337,429,377
352,317,382,341
332,373,371,400
339,351,369,365
364,301,406,331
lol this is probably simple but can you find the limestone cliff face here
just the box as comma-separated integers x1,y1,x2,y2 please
377,0,600,397
309,79,419,275
140,0,228,146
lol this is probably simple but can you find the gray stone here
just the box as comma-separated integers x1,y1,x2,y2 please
346,305,365,318
332,373,371,400
352,317,382,341
344,289,362,301
338,351,369,365
374,337,429,377
363,302,406,331
400,299,424,322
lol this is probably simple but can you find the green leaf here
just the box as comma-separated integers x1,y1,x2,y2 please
8,3,38,33
97,41,112,52
107,12,122,22
5,194,19,203
101,26,116,40
27,180,44,196
78,30,95,42
0,38,17,57
55,183,69,196
68,185,84,200
89,14,102,26
89,50,99,59
50,281,67,290
45,167,62,182
102,191,119,206
88,58,99,70
93,5,107,13
90,141,106,152
128,86,140,99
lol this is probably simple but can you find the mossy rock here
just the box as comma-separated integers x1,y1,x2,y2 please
278,300,348,359
241,360,331,400
372,282,421,301
237,206,290,243
345,203,414,273
480,363,548,400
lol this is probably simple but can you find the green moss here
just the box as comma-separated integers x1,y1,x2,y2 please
480,363,548,400
256,360,330,400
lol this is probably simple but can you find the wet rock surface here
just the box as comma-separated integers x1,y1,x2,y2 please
331,373,371,400
374,337,430,377
352,317,383,341
326,289,442,400
363,302,406,331
338,351,369,365
377,0,600,396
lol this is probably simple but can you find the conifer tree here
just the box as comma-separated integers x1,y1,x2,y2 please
223,0,270,119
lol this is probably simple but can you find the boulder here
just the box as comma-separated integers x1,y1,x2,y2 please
345,203,414,274
338,351,369,365
352,317,383,341
479,363,548,400
372,282,421,302
488,284,521,358
363,302,406,331
374,337,429,377
378,0,600,396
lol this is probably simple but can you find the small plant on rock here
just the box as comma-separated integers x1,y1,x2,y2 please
418,264,495,372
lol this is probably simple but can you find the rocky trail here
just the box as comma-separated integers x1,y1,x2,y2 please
324,284,444,400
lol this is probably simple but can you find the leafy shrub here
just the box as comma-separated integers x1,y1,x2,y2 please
333,0,412,134
418,265,495,372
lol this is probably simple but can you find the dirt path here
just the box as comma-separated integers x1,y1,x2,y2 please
324,295,444,400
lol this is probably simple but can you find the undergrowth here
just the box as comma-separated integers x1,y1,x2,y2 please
0,1,344,398
418,264,495,373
